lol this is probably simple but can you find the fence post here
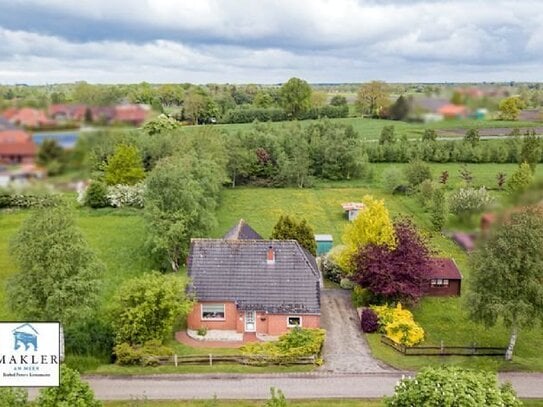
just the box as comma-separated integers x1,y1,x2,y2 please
440,340,444,355
472,342,476,355
174,354,178,367
209,353,213,366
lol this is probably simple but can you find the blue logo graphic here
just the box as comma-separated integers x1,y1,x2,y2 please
12,323,39,352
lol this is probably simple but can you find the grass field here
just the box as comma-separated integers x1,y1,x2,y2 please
184,116,539,141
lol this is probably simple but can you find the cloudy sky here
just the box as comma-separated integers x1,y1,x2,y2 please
0,0,542,84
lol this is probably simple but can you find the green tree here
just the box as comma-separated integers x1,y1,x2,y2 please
104,144,145,186
279,77,312,119
144,156,220,271
35,366,101,407
520,129,541,172
464,128,480,146
330,95,347,106
338,195,396,273
430,188,447,231
253,91,275,108
379,125,396,145
84,180,109,208
110,272,193,345
389,95,410,120
183,87,209,125
386,366,521,406
0,387,28,407
8,205,103,325
405,159,432,186
422,128,437,142
142,114,181,136
271,215,317,255
499,96,524,121
37,139,65,175
506,162,534,195
467,208,543,360
355,81,390,116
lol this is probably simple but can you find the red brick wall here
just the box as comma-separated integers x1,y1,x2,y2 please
263,314,320,336
187,302,239,331
426,280,461,296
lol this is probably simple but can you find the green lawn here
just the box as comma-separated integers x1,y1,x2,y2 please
184,117,539,141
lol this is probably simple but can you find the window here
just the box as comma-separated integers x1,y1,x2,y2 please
287,316,302,328
201,303,225,320
431,279,450,287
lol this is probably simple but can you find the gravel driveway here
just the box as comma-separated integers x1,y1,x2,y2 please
319,288,391,373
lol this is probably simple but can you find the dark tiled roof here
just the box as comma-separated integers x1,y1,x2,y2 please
429,258,463,280
188,239,320,314
223,219,263,240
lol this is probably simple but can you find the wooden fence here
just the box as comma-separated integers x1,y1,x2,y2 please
142,354,318,367
380,336,506,357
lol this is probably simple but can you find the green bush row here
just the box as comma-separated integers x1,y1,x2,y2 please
114,340,174,366
0,191,61,209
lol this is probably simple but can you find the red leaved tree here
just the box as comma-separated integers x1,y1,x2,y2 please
353,219,433,304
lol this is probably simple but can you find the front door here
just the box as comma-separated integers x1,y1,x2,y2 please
244,311,256,332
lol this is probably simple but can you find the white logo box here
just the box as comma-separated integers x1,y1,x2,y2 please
0,322,60,387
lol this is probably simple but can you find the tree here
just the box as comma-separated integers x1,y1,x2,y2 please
110,272,193,345
439,170,449,185
422,128,437,142
142,114,180,136
386,366,522,406
271,215,317,255
355,81,390,116
84,180,109,208
144,156,220,271
467,208,543,360
37,139,65,175
520,129,541,172
464,128,480,146
104,144,145,186
310,91,327,108
183,87,209,124
497,172,507,190
379,125,396,145
389,95,410,120
430,188,447,231
7,205,103,325
506,162,534,195
353,219,432,303
254,91,275,108
499,96,524,121
338,195,396,273
330,95,347,106
458,165,474,186
35,366,101,407
405,160,432,187
279,77,312,119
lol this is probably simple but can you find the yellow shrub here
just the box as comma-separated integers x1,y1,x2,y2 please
371,303,424,346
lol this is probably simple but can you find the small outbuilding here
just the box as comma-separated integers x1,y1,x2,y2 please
314,234,333,256
341,202,365,222
426,258,463,297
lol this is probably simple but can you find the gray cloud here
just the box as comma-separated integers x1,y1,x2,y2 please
0,0,542,83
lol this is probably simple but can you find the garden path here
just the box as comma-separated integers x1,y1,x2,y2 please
318,288,392,373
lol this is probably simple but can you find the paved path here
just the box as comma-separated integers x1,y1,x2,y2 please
28,372,541,400
319,288,391,373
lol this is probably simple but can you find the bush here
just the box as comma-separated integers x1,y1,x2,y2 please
240,328,325,365
222,107,287,124
0,191,60,209
265,387,288,407
0,387,28,407
320,247,345,284
64,316,114,359
417,179,435,208
84,181,109,208
352,285,374,307
449,187,494,221
340,278,355,290
371,303,424,346
35,366,101,407
386,366,522,407
106,182,145,208
405,160,432,186
360,308,379,333
382,167,406,194
114,340,174,366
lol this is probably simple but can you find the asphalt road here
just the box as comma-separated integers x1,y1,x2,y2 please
28,372,543,400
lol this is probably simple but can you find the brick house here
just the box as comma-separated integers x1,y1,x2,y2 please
0,130,37,164
426,258,463,296
186,220,321,337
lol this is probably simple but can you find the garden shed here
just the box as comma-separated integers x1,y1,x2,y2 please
314,234,333,256
425,258,463,296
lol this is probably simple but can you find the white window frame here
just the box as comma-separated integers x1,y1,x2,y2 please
431,279,450,288
287,316,302,328
201,303,226,321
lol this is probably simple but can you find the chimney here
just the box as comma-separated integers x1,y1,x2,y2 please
267,246,275,265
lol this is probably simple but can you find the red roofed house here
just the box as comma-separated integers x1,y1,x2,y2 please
437,104,469,119
114,104,149,126
48,104,88,122
8,108,55,128
0,130,37,164
425,258,463,296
